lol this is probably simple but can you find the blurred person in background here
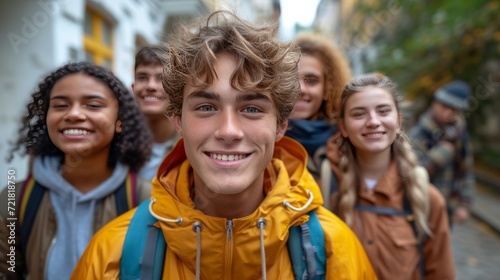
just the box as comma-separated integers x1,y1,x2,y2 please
0,62,153,280
409,80,474,227
332,73,455,279
132,45,178,181
287,33,351,208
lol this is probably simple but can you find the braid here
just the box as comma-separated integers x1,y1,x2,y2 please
335,135,360,226
393,132,432,239
336,73,432,237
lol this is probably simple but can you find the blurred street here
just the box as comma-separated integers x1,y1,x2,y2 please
452,176,500,279
452,218,500,279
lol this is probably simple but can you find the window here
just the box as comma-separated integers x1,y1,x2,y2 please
83,8,113,68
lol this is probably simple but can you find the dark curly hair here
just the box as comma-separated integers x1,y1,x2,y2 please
8,61,152,171
161,10,301,125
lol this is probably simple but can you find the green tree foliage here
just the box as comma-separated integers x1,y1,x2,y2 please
344,0,499,95
342,0,500,167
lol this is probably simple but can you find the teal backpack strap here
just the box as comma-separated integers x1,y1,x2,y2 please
288,225,305,279
288,210,326,280
120,200,166,280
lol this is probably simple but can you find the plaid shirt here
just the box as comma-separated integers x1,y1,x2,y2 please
408,110,474,208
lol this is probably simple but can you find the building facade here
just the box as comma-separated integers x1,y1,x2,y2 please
0,0,209,182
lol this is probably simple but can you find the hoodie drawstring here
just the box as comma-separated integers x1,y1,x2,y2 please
192,222,203,280
257,218,267,280
283,190,314,212
149,198,205,278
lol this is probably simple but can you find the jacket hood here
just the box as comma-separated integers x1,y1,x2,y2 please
149,136,323,279
33,156,129,201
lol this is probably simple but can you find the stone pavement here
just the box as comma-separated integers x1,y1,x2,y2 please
452,218,500,280
451,169,500,280
470,183,500,235
471,167,500,235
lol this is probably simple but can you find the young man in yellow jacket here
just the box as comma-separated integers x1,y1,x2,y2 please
72,11,376,280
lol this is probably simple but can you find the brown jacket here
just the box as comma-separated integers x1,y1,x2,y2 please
332,162,455,279
0,178,151,280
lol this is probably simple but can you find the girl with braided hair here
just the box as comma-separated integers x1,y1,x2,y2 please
0,62,153,280
331,73,455,279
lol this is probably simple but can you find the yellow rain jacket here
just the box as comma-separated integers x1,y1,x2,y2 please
72,137,376,279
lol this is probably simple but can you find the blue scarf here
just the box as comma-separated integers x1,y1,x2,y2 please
286,119,337,156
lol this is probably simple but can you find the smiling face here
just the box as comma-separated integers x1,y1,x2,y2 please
47,73,120,161
132,64,169,118
174,52,287,195
339,86,401,158
290,55,325,120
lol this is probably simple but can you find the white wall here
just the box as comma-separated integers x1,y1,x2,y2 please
0,0,207,192
0,0,159,190
1,1,58,185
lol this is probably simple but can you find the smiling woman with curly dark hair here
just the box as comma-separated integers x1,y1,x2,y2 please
0,61,153,280
9,61,152,171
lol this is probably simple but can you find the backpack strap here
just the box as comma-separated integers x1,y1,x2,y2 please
288,211,326,280
403,197,426,280
18,175,46,256
18,171,138,256
18,175,36,223
354,205,411,217
356,196,425,279
120,200,166,280
114,171,138,215
122,205,327,280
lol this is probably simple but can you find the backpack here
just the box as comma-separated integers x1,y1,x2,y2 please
18,172,138,256
120,200,327,280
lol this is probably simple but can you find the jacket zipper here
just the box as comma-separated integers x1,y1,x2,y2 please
224,220,233,279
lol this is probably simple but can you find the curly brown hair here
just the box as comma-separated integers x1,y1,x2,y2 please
8,62,153,171
295,33,352,120
161,10,301,125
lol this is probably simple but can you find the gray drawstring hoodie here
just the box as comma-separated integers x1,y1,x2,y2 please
32,156,129,280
